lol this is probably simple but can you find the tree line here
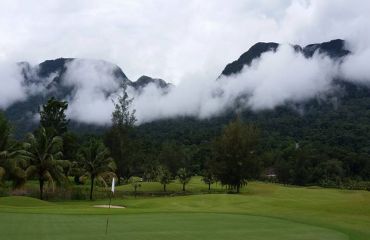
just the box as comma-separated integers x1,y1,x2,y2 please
1,81,370,200
0,82,260,200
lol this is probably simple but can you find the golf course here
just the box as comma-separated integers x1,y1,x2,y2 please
0,180,369,240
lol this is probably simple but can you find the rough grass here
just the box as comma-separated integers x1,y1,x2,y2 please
0,180,369,240
0,196,53,207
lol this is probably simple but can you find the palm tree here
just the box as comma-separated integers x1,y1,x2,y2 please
0,115,27,187
24,127,69,200
77,139,116,200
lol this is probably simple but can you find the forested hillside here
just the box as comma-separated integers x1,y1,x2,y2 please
1,39,370,187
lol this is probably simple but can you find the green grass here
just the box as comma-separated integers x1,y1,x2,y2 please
0,180,369,240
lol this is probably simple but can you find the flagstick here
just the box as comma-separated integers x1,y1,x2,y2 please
105,191,112,235
105,178,115,235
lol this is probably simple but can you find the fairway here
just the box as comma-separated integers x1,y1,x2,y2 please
1,182,369,240
0,212,347,240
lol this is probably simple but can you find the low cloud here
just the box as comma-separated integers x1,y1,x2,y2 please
0,61,27,108
62,59,121,125
341,48,370,84
2,43,370,126
131,45,340,123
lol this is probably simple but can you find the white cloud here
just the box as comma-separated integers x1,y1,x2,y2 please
0,61,27,108
341,48,370,84
62,59,121,125
131,45,340,123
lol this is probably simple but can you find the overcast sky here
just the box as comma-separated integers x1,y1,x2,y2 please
1,0,370,84
1,0,370,124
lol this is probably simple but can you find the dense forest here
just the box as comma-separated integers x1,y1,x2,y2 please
1,39,370,197
2,78,370,195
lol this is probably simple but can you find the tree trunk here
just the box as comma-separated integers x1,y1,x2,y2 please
39,179,44,200
182,183,185,191
208,183,211,191
117,173,121,185
236,184,240,193
90,176,95,200
163,184,166,192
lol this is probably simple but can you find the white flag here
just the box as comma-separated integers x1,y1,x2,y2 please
111,178,115,193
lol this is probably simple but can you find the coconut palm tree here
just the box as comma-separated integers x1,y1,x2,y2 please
0,114,27,187
77,139,116,200
24,127,69,200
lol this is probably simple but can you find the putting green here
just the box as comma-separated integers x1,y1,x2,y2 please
0,212,347,240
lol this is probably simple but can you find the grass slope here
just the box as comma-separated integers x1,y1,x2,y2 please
0,181,369,240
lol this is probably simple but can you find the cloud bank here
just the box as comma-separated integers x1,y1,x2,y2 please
132,45,341,123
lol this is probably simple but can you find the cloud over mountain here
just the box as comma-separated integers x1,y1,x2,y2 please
1,1,370,127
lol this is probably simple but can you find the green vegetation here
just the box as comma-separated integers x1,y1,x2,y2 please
1,78,370,239
24,127,69,200
157,165,171,192
0,181,369,240
211,118,261,192
105,80,137,182
39,97,69,136
176,167,191,191
0,114,27,187
75,139,116,200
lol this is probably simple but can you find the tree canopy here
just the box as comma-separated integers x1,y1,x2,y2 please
212,118,261,192
39,97,69,136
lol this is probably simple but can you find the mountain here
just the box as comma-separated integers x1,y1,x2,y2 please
136,39,370,160
132,75,171,89
2,58,171,137
221,39,349,76
2,39,369,182
1,39,366,149
221,42,279,76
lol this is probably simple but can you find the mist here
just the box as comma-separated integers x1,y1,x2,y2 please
131,44,341,123
0,62,27,109
62,59,121,125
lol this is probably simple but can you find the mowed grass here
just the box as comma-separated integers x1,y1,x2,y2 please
0,180,370,240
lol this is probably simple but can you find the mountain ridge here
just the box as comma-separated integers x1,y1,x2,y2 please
0,39,361,138
221,39,349,76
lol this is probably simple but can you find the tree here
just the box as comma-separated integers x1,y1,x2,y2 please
111,81,137,129
212,118,261,193
143,159,160,182
128,176,142,197
177,168,192,191
0,114,27,187
62,132,79,162
39,97,69,136
158,142,185,175
24,128,69,200
313,159,344,187
105,81,136,182
202,169,216,191
77,139,116,200
157,165,171,192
